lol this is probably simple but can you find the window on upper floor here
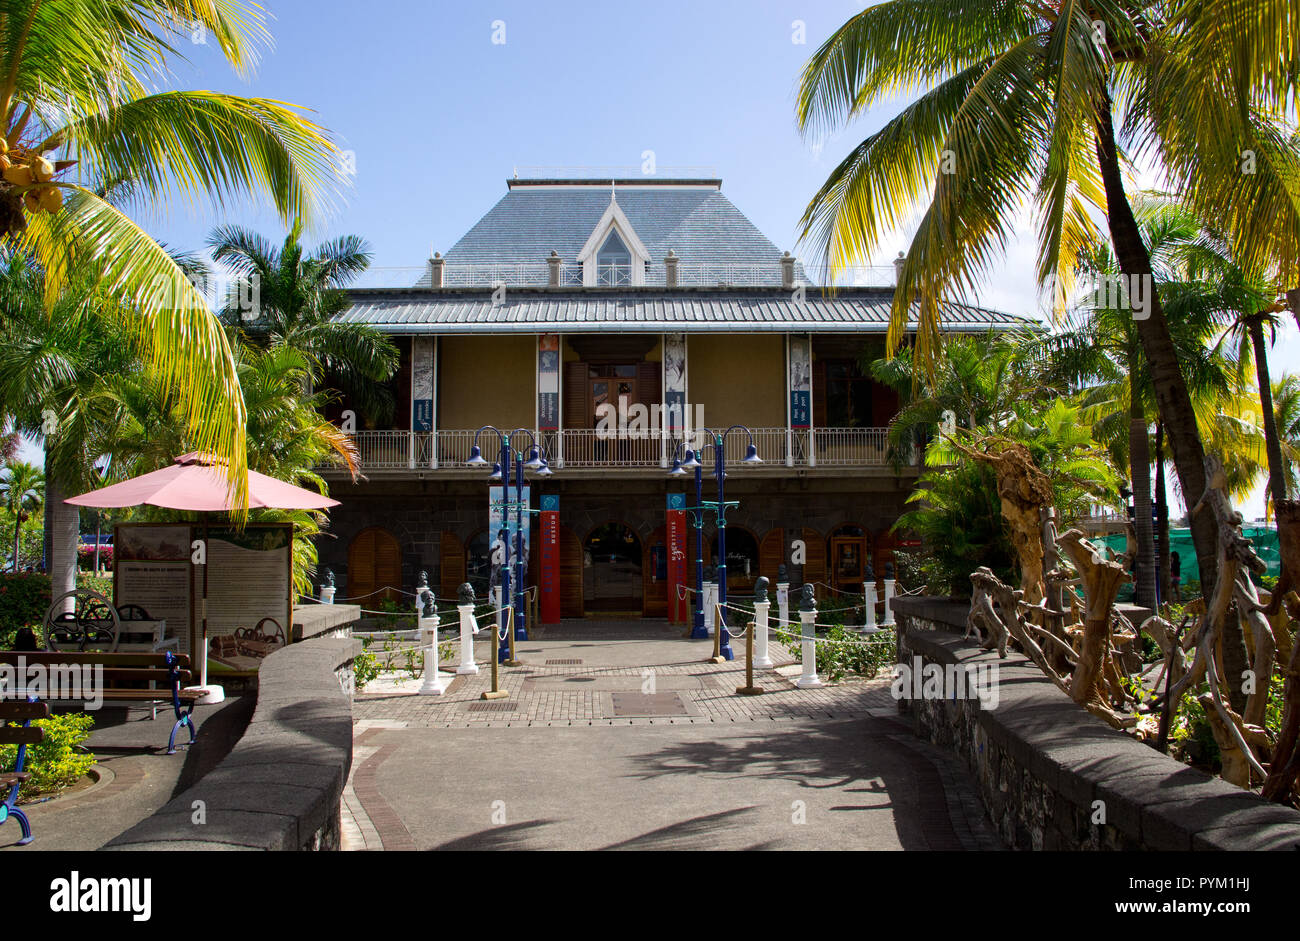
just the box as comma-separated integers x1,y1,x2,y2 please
823,360,875,428
596,230,632,286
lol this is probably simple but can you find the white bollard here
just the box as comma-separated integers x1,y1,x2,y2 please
418,614,448,695
456,603,480,675
776,582,790,631
882,579,897,627
703,582,717,635
796,607,823,688
319,584,335,605
753,600,773,668
862,580,878,632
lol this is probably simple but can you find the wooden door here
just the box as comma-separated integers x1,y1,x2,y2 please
801,527,825,589
560,526,583,618
439,531,464,599
760,528,784,582
349,527,401,603
830,537,865,594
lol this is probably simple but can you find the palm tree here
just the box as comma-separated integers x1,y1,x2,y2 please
795,1,1300,597
1271,375,1300,498
0,251,141,599
207,222,398,422
1031,199,1238,606
0,458,43,571
0,0,347,502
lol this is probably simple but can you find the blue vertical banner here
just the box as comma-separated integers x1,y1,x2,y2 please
538,334,560,431
411,336,434,432
789,334,811,429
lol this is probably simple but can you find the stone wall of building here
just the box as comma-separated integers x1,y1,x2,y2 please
891,596,1300,851
316,474,915,599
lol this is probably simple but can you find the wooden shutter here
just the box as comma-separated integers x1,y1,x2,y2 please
871,381,900,427
760,528,784,582
560,526,583,618
349,528,402,603
801,527,825,588
439,531,464,599
637,361,661,412
813,359,827,428
564,362,587,429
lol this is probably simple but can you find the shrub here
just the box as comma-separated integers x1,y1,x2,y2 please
0,712,95,802
774,623,896,683
76,545,113,571
0,572,51,642
354,637,382,691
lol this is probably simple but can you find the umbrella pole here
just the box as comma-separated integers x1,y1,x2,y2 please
191,517,225,704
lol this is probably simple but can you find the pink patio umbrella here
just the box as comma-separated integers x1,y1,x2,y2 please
65,453,339,699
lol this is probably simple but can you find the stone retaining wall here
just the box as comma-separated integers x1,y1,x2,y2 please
103,635,361,851
891,596,1300,851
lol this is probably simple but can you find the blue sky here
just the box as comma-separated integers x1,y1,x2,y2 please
32,0,1300,516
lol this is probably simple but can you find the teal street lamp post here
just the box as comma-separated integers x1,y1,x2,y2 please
668,426,761,658
467,427,553,662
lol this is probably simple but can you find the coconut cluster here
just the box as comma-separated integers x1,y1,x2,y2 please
0,138,64,215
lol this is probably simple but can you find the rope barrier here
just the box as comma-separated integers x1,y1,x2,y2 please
718,602,896,640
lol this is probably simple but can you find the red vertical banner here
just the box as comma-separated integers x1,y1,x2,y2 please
666,493,688,623
540,494,560,624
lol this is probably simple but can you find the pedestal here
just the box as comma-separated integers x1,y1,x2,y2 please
776,583,790,631
703,582,717,635
753,601,773,669
456,603,479,675
318,586,336,605
862,581,878,632
882,579,896,627
795,609,823,688
418,616,448,695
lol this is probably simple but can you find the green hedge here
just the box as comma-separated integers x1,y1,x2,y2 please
0,712,96,802
0,573,51,646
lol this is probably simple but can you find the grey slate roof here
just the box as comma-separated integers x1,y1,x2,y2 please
421,181,802,285
338,287,1038,334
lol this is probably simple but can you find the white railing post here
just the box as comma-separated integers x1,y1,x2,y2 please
457,603,479,675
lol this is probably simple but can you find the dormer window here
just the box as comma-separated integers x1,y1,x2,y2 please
577,192,651,286
596,230,632,285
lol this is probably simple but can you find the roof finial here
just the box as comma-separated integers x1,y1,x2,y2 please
611,179,616,201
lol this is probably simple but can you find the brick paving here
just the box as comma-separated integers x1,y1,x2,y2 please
342,620,1001,851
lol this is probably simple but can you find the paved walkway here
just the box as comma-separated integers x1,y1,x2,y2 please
344,620,1002,851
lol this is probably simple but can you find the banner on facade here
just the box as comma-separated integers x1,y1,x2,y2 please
538,334,560,431
666,492,688,623
411,336,434,432
664,333,686,432
489,485,531,594
789,335,811,429
540,493,560,623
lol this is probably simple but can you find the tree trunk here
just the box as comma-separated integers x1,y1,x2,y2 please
1250,317,1287,509
1155,422,1172,603
1130,374,1156,609
1094,102,1219,599
45,469,78,615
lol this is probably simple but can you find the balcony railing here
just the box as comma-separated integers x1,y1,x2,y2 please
324,427,910,472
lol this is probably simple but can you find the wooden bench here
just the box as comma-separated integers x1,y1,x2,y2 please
1,698,49,846
0,651,200,754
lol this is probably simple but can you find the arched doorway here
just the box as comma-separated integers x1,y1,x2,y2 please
348,527,401,603
583,523,642,615
709,525,760,595
829,523,872,595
